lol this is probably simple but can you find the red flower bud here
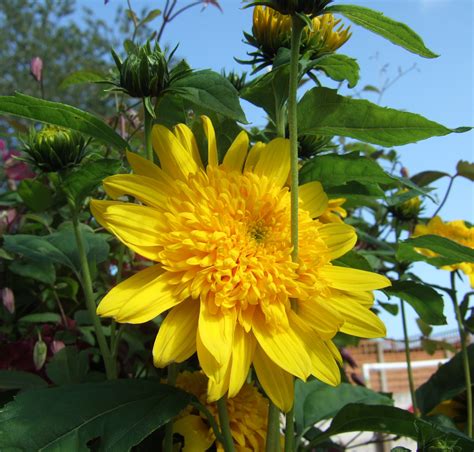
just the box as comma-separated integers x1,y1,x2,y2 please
30,56,43,82
1,287,15,314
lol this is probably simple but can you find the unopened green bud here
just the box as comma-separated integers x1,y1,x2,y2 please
222,70,247,92
298,134,332,158
33,335,48,370
23,125,87,172
114,42,170,98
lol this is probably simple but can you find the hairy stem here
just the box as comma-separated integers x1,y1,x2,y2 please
143,98,154,161
217,396,236,452
266,403,281,452
451,272,472,437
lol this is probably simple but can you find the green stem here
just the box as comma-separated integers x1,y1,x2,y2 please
284,406,295,452
450,272,472,437
70,206,116,379
143,98,154,161
163,363,179,452
217,396,235,452
266,402,281,452
400,299,418,415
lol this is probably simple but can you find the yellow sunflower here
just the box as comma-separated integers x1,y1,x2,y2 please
173,371,271,451
91,116,390,411
413,216,474,287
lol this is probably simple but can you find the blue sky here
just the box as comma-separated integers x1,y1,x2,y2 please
89,0,473,338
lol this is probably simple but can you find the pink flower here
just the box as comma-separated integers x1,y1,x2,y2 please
30,57,43,82
51,340,66,355
1,140,34,181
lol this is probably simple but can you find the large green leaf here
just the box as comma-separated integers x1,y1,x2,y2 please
416,345,474,415
411,170,450,187
297,88,470,147
169,69,247,123
63,158,121,206
241,64,290,121
397,235,474,267
0,379,193,451
295,380,392,432
384,281,446,325
310,54,360,88
17,179,54,213
0,371,48,390
8,260,56,285
309,404,474,450
0,93,128,150
300,153,394,187
327,4,438,58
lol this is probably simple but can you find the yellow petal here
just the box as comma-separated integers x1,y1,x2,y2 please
196,333,231,401
201,116,218,167
299,181,328,218
90,199,163,260
228,326,256,398
289,311,341,386
222,130,249,173
97,267,184,324
103,174,169,209
329,294,386,338
153,298,199,367
126,150,173,185
252,310,311,380
253,138,290,188
173,123,204,169
198,303,236,366
253,345,294,412
297,298,344,339
319,265,391,291
152,124,199,179
174,415,215,452
244,141,265,173
318,223,357,260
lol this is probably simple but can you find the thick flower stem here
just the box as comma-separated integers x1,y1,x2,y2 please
143,98,154,161
400,299,418,416
217,396,236,452
70,206,116,379
450,272,473,437
266,403,281,452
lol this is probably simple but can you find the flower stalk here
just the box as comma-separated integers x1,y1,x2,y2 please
217,396,236,452
266,403,281,452
143,98,154,161
450,271,473,437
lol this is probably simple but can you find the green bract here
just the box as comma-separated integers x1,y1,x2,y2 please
247,0,333,16
22,125,88,172
113,41,170,98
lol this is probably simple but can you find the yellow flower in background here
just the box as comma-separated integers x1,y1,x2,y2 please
413,216,474,287
91,116,390,411
174,371,270,451
250,6,351,62
319,198,347,224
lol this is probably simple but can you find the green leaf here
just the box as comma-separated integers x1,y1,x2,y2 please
456,160,474,182
378,301,399,316
416,345,474,414
241,64,289,122
384,281,446,325
0,370,48,390
0,379,193,451
310,54,360,88
63,158,121,205
333,250,373,272
327,4,438,58
8,260,56,285
139,8,161,25
46,347,90,385
0,191,22,207
59,70,105,89
0,93,128,150
397,235,474,267
300,153,394,187
411,170,450,187
309,404,474,450
169,70,247,123
17,179,54,213
298,87,470,147
18,313,62,324
295,380,393,431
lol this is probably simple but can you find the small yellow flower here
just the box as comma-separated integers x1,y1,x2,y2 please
413,216,474,287
392,189,422,221
250,6,351,62
174,371,270,451
91,117,389,411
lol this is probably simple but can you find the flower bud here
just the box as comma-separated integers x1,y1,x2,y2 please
33,335,48,370
114,42,170,98
249,0,333,16
1,287,15,314
299,134,332,158
30,57,43,82
392,189,422,221
22,125,88,172
222,70,247,92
